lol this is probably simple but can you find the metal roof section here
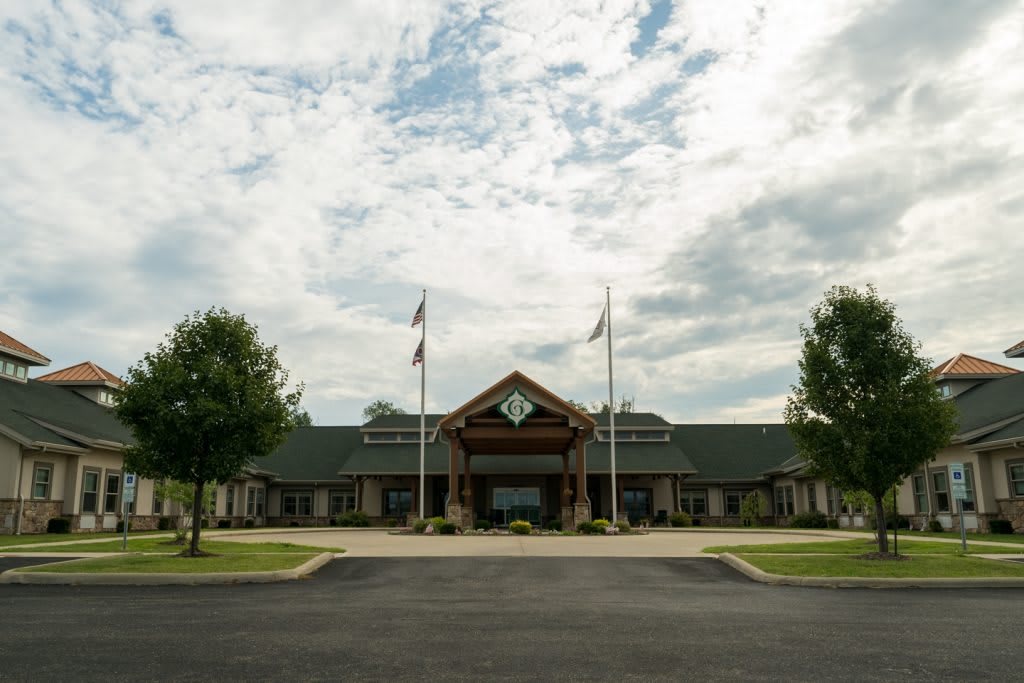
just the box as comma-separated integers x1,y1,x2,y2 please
930,353,1020,380
0,330,51,366
1005,339,1024,359
37,361,123,388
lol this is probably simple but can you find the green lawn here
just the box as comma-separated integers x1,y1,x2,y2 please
737,554,1024,578
24,538,343,554
0,531,167,547
703,539,1024,555
896,530,1024,544
20,553,319,574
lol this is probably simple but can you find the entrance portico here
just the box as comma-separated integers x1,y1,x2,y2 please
438,371,597,530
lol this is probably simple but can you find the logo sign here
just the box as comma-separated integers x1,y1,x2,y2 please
950,463,967,500
497,387,537,428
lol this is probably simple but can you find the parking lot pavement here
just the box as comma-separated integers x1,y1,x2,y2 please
0,557,76,572
212,528,846,556
1,556,1020,681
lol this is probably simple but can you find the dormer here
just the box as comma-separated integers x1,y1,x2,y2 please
359,413,441,444
36,361,124,406
930,353,1019,399
0,330,50,383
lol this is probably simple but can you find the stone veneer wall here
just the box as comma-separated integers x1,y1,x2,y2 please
0,499,64,534
997,499,1024,533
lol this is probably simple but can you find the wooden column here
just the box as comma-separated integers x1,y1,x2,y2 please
575,433,586,504
561,451,571,507
449,435,459,507
463,451,473,511
410,476,418,513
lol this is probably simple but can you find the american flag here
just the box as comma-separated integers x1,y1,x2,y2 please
411,301,424,328
412,340,424,366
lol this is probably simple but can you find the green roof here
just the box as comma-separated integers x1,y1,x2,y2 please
259,426,363,480
954,373,1024,436
671,424,797,481
969,416,1024,446
590,412,673,427
361,414,446,429
0,378,131,447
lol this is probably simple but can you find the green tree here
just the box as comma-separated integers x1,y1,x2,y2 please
290,406,314,426
589,395,636,414
154,480,213,543
361,400,407,422
564,399,590,412
117,308,302,556
785,285,957,555
740,491,767,527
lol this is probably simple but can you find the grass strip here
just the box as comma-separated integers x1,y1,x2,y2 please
703,539,1024,555
24,538,343,554
0,531,167,547
895,530,1024,544
20,553,320,574
737,553,1024,578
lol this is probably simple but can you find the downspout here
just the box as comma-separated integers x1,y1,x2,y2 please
15,445,45,535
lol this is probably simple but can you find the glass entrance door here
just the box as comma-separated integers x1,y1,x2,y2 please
493,488,541,526
624,488,652,524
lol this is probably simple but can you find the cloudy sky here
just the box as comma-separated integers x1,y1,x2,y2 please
2,1,1023,425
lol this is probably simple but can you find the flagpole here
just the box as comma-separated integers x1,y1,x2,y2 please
420,289,426,521
607,286,617,526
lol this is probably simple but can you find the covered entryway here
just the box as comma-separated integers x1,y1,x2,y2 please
437,371,597,530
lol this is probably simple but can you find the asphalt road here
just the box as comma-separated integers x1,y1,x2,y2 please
1,557,1020,681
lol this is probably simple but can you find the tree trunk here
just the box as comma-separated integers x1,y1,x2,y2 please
874,496,889,554
190,480,204,556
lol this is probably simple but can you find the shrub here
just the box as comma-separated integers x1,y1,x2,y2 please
429,516,446,529
927,519,944,533
509,520,532,535
826,518,840,529
386,518,398,528
337,511,370,527
47,517,71,534
789,510,829,529
439,522,457,535
989,519,1014,534
115,520,133,533
290,521,301,527
413,519,429,534
692,517,701,526
546,519,562,532
560,530,578,536
740,491,767,527
217,519,231,529
244,518,255,528
474,519,492,531
592,518,611,533
157,517,176,531
669,512,692,528
870,514,910,530
614,520,631,533
576,521,595,534
329,518,337,526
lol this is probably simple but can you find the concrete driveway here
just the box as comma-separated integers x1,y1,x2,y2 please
213,528,856,557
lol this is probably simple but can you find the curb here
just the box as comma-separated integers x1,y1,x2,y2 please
717,553,1024,589
0,552,336,586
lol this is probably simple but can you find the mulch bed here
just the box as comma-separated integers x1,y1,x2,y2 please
855,552,912,561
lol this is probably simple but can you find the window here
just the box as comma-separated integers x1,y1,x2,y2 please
225,486,235,516
104,472,121,514
82,470,100,513
931,470,950,513
282,490,314,516
208,487,218,516
959,465,976,513
246,487,256,516
1,360,26,380
939,384,952,398
153,486,164,516
912,473,928,513
98,390,116,406
806,484,817,512
725,490,751,516
32,463,52,499
775,486,795,516
825,485,840,515
256,488,265,517
1009,462,1024,498
680,490,707,516
383,489,413,517
596,430,669,442
366,431,435,443
329,489,356,516
623,489,653,522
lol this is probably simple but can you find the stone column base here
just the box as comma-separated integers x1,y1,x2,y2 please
406,513,419,527
446,503,463,525
616,511,629,523
573,502,591,529
460,508,474,530
561,506,575,531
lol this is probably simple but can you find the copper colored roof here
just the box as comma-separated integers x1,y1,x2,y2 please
930,353,1020,379
1006,339,1024,358
0,330,50,365
37,361,123,387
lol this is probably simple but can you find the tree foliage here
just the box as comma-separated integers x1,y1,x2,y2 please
117,308,302,556
740,491,767,527
784,285,957,554
154,480,213,543
361,400,407,422
565,396,636,414
290,406,314,426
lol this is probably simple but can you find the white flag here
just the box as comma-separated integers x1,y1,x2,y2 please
587,305,606,343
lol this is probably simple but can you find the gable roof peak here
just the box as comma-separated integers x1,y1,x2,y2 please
930,353,1019,379
0,330,51,366
36,361,124,387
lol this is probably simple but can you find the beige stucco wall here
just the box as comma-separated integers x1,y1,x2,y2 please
0,435,21,499
986,446,1024,503
18,452,68,504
